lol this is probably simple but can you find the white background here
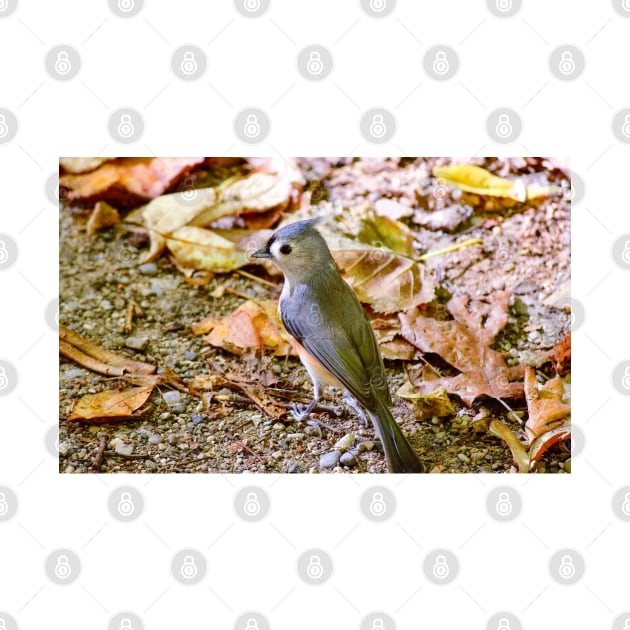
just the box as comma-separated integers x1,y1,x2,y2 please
1,1,629,629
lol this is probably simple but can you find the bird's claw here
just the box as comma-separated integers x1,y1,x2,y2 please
290,403,323,437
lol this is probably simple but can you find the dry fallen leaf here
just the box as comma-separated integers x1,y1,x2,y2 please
60,157,206,206
68,385,153,422
400,291,524,405
60,325,156,376
192,300,294,357
487,419,530,473
139,159,304,261
523,366,570,442
60,157,112,174
86,201,120,237
334,248,435,314
396,383,455,420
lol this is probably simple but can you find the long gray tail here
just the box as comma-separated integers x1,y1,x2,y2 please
367,401,424,473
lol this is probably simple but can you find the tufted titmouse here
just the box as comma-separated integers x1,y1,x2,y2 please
252,218,424,473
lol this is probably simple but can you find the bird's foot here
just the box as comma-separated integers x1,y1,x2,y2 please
290,403,323,437
341,393,369,427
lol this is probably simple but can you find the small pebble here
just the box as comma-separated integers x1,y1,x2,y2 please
125,336,149,351
191,414,203,425
162,391,181,405
272,422,286,432
184,351,197,361
457,453,470,464
358,441,375,452
319,451,341,469
145,461,157,471
334,433,355,451
100,299,113,311
170,403,186,414
65,368,85,379
287,462,301,474
148,434,162,444
110,438,133,456
138,262,158,275
340,451,357,467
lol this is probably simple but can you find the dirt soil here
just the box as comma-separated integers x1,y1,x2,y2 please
59,157,571,474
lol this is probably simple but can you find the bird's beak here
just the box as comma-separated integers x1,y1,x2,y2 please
251,245,271,259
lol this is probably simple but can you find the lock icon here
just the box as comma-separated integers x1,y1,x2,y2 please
0,620,7,630
495,114,512,138
307,51,323,75
432,51,449,75
495,491,513,516
558,554,575,579
0,366,8,389
369,491,386,516
119,618,133,630
622,366,630,390
0,241,8,264
117,491,135,516
118,0,134,11
244,114,260,138
621,492,630,516
623,0,630,10
371,618,385,630
369,114,386,138
118,114,135,138
306,554,323,579
496,0,512,11
181,555,198,579
0,492,8,515
432,555,449,579
558,51,575,75
624,619,630,630
245,619,260,630
54,51,71,75
497,618,512,630
244,492,261,516
54,554,72,579
622,240,630,264
622,114,630,138
369,0,386,11
0,114,8,138
181,51,198,75
244,0,261,10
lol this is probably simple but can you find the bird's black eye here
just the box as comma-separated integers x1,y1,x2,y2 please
279,244,292,255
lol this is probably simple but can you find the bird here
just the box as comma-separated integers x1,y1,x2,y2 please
252,217,424,473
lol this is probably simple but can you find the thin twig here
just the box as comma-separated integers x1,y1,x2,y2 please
236,269,279,289
92,433,107,470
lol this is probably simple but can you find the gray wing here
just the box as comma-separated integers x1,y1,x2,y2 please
281,272,390,410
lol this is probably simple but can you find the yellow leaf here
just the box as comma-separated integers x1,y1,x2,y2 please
433,164,526,202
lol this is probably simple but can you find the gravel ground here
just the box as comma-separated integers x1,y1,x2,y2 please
59,157,571,474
